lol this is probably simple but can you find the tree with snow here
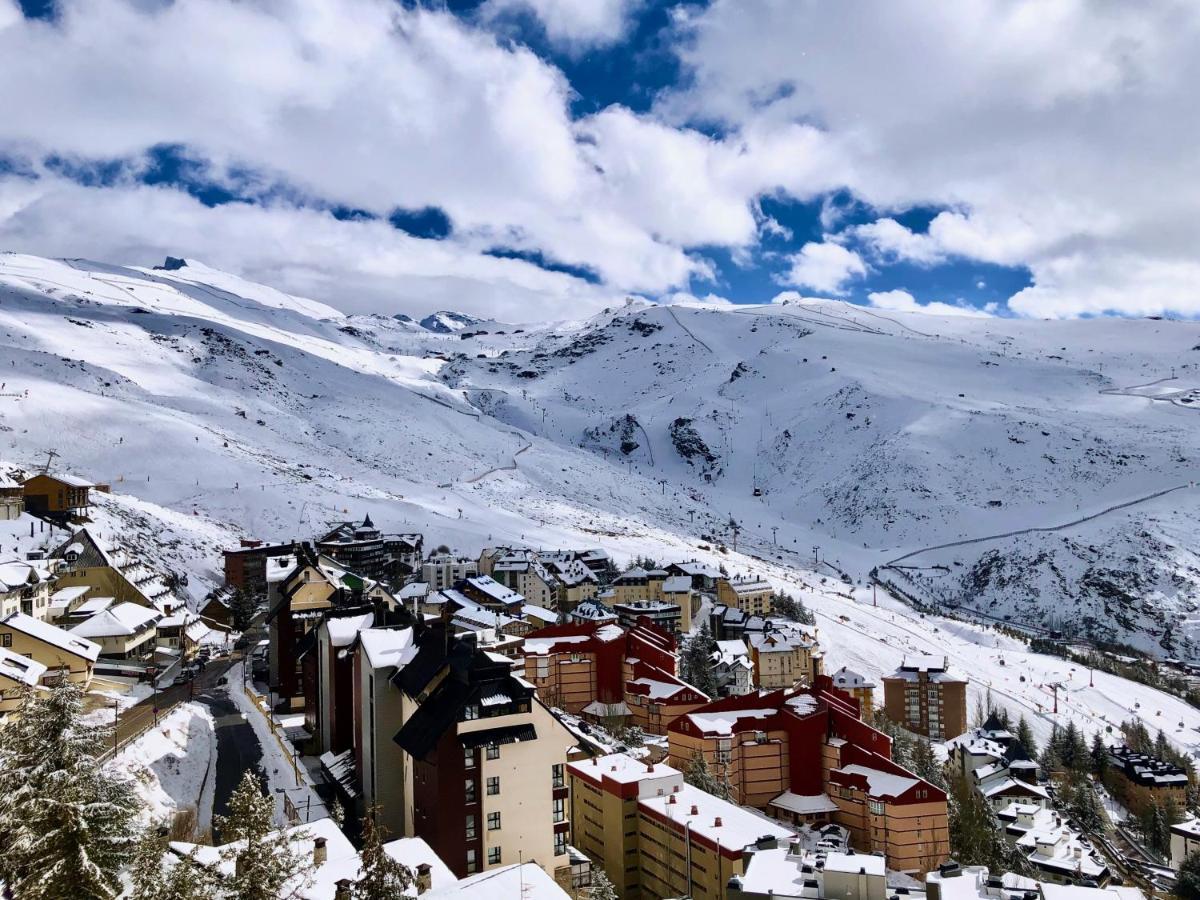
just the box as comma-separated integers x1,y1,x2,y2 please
1066,778,1105,833
1015,715,1038,758
681,623,717,697
911,738,947,791
948,771,1009,870
129,825,216,900
588,867,619,900
684,751,731,801
0,676,138,900
1176,850,1200,900
353,810,413,900
216,771,311,900
1090,733,1108,779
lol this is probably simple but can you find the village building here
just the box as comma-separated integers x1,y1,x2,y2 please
0,647,47,716
1171,817,1200,871
1105,745,1189,818
568,751,794,900
999,805,1110,885
392,623,578,880
730,840,891,900
222,539,299,598
747,627,823,690
421,553,479,591
667,679,950,875
22,472,94,521
0,559,55,619
50,526,177,614
947,714,1044,811
490,550,560,610
829,666,876,709
46,584,91,622
612,598,681,635
308,610,376,755
609,567,669,605
661,574,699,632
0,472,22,521
68,601,161,659
0,611,100,686
541,556,600,610
710,639,754,697
568,599,618,626
717,576,775,616
882,655,968,741
522,618,709,734
197,588,234,630
708,604,772,641
316,516,422,583
924,863,1132,900
664,560,722,592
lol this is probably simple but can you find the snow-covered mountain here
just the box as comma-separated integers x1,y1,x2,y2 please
419,310,482,333
2,252,1199,662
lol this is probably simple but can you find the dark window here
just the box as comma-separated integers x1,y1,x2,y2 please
487,776,500,796
488,846,501,865
486,744,500,760
465,778,476,804
487,811,501,830
465,814,476,840
552,764,565,788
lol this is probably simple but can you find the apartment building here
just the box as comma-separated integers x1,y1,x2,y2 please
68,601,161,659
50,527,177,614
731,842,891,900
316,516,422,583
0,647,47,715
0,611,100,686
830,666,876,709
717,576,774,616
222,539,298,597
610,567,668,605
1105,745,1189,818
747,628,823,689
1172,817,1200,871
0,473,21,521
522,618,709,734
393,623,578,880
882,655,968,741
667,680,950,875
421,553,479,591
612,599,681,635
568,752,794,900
490,550,559,610
0,560,55,619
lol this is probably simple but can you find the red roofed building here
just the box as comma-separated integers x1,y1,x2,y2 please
522,618,709,734
667,677,949,875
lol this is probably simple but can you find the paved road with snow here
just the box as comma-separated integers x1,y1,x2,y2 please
196,671,266,840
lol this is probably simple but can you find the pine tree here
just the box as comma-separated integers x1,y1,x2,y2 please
1015,716,1038,758
129,826,216,900
911,739,947,791
947,771,1009,869
1176,851,1200,900
228,588,258,632
1090,733,1108,778
684,752,731,800
0,677,139,900
1067,779,1104,833
353,811,413,900
682,623,718,697
589,867,619,900
217,771,311,900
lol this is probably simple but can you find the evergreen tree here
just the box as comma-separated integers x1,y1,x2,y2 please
128,826,216,900
684,752,731,800
1090,733,1109,778
353,811,413,900
1156,729,1172,761
682,623,718,697
228,588,258,632
912,739,947,791
588,868,619,900
0,677,138,900
947,771,1008,869
1066,779,1104,832
1176,851,1200,900
771,592,815,626
217,772,311,900
1015,716,1038,758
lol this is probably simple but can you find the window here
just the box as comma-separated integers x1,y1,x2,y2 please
487,744,500,761
868,799,885,815
466,849,478,875
554,832,568,856
464,747,476,768
465,779,477,803
465,814,477,840
487,776,500,796
463,704,479,721
488,811,501,831
0,634,9,648
552,764,565,789
488,846,502,865
553,797,566,824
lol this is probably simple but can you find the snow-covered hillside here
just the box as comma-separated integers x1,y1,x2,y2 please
5,251,1200,757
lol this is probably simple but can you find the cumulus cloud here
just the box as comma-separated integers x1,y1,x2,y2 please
867,289,993,318
0,173,622,320
480,0,644,49
778,241,867,295
666,0,1200,318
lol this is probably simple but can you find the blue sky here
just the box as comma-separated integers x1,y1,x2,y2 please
0,1,1194,319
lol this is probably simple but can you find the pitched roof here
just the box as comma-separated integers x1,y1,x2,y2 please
1,612,100,661
0,646,47,686
69,602,161,637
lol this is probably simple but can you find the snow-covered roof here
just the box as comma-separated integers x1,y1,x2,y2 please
830,666,874,689
823,851,886,876
1,612,100,661
69,602,160,638
464,575,522,604
638,781,794,853
398,581,429,599
381,837,456,895
1173,816,1200,839
767,791,839,816
835,764,919,799
521,603,557,624
685,708,777,736
0,646,46,687
982,777,1049,800
74,595,116,616
359,627,417,670
627,675,688,700
0,561,38,591
423,862,570,898
727,577,772,594
50,473,95,488
661,575,693,594
326,613,374,648
49,585,90,604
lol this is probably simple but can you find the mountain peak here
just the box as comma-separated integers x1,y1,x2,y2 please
420,310,482,333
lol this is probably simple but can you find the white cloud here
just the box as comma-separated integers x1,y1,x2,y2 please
481,0,643,49
0,173,622,321
778,241,867,295
666,0,1200,317
867,289,993,318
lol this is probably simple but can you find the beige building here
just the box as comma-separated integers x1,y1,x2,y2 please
0,560,56,620
661,575,698,632
568,752,794,900
882,656,968,741
609,567,668,605
69,601,161,658
830,666,876,710
50,527,176,614
748,629,823,689
731,842,889,900
0,611,100,686
0,473,22,521
717,576,774,616
0,647,47,715
1172,817,1200,871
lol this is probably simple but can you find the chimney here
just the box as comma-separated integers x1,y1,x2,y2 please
690,804,699,815
646,762,655,773
714,817,723,827
314,836,327,866
334,879,353,900
416,863,432,895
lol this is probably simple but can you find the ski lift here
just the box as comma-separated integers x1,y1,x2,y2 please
753,487,763,497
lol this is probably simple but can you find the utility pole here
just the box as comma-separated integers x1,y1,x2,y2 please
813,546,820,566
770,526,778,545
873,583,877,607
